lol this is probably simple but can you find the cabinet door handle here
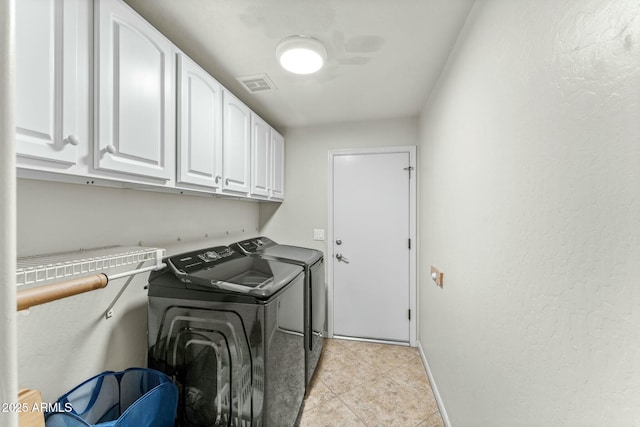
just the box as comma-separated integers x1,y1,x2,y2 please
105,145,116,155
215,176,221,183
225,178,230,185
64,135,79,146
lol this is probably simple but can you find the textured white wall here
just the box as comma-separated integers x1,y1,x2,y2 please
259,117,418,253
16,179,259,401
418,0,640,425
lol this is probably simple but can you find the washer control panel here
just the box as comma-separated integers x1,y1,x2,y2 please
234,237,275,254
168,245,243,274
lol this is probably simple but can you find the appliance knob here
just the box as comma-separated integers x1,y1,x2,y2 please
205,251,219,260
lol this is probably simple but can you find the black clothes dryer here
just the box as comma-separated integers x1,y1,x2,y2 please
233,237,325,390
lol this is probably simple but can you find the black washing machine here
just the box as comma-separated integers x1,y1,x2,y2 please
147,245,305,426
233,237,325,389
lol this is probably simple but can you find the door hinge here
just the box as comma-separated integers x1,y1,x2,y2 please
408,238,411,249
408,309,411,320
403,166,414,179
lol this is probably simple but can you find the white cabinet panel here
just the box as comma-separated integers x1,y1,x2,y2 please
15,0,81,165
251,113,271,198
250,113,285,201
270,130,285,201
177,54,223,189
222,91,251,194
95,0,175,180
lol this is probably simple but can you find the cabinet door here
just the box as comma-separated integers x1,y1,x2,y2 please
177,54,223,189
250,113,271,198
270,130,285,201
95,0,175,180
15,0,81,165
222,91,251,194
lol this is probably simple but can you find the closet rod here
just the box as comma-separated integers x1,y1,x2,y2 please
16,262,167,312
17,274,108,311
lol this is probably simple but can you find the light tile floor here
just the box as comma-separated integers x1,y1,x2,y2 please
298,339,445,427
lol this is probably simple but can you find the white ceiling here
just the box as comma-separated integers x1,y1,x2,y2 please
123,0,475,131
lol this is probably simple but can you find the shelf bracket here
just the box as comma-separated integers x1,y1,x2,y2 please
105,262,144,319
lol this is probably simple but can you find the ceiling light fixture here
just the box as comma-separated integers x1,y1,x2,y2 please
276,35,327,75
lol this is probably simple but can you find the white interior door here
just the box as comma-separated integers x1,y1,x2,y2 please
331,148,415,343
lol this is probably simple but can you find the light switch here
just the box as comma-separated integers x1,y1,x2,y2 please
313,229,325,241
430,265,444,287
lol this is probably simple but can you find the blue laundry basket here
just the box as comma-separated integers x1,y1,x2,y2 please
45,368,178,427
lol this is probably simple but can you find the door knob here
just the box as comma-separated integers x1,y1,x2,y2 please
336,253,349,263
336,239,342,245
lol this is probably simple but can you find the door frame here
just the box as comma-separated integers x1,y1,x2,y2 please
327,146,417,346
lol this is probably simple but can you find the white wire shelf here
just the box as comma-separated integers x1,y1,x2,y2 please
16,246,165,287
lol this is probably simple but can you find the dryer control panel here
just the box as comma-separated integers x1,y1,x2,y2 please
168,245,243,274
234,237,276,254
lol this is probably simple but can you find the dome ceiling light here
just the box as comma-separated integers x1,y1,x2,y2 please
276,35,327,75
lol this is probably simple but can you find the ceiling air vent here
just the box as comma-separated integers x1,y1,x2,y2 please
236,74,276,94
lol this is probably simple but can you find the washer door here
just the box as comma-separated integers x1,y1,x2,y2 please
149,307,253,426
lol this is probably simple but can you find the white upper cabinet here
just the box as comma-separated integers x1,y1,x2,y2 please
177,53,223,189
16,0,283,201
15,0,84,165
250,113,271,198
251,113,285,201
95,0,175,181
270,130,285,201
222,90,251,194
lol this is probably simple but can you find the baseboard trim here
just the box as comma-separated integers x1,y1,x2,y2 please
332,335,410,346
417,340,451,427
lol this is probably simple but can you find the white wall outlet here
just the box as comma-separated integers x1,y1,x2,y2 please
313,229,325,241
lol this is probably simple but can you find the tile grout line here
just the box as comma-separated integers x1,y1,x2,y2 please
316,341,370,424
337,393,369,426
340,358,428,425
313,377,338,410
378,352,442,423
